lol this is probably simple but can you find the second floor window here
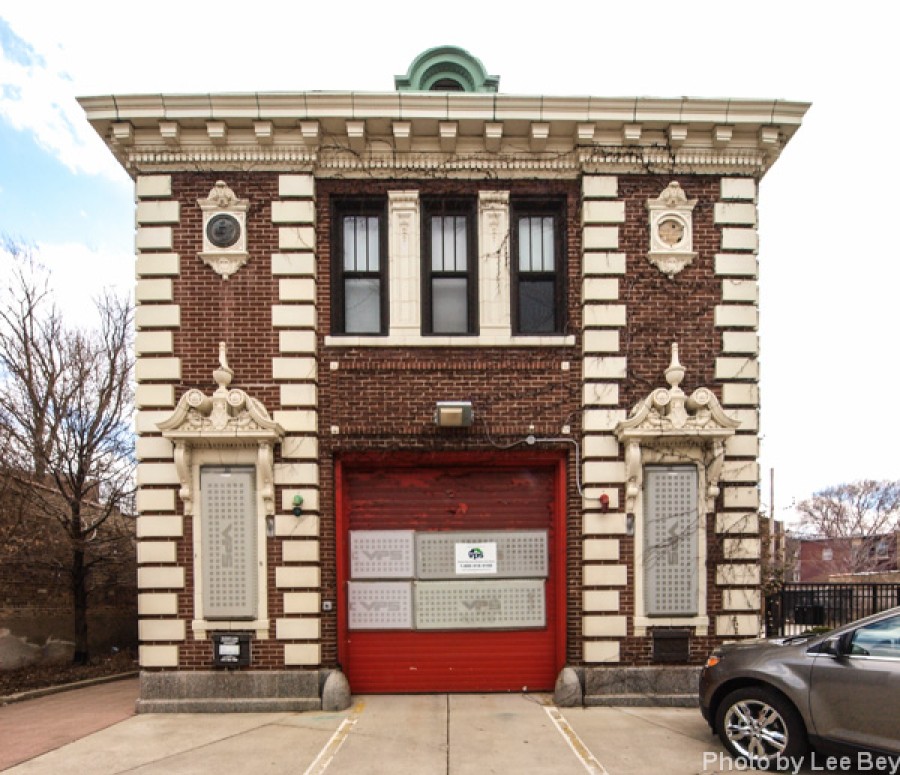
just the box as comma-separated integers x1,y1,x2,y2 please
423,200,477,335
333,201,387,334
512,203,565,334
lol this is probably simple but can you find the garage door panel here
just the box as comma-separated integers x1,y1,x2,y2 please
346,630,556,693
416,530,548,579
414,580,546,630
346,466,554,531
342,460,562,693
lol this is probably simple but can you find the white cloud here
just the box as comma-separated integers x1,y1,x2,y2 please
0,15,123,180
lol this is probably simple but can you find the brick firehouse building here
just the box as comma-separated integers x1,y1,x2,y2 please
80,47,808,711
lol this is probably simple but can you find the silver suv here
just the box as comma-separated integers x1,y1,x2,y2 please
700,605,900,768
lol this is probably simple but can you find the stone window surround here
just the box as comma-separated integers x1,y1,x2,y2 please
631,449,710,636
325,189,575,348
614,344,740,636
188,447,271,639
156,344,285,640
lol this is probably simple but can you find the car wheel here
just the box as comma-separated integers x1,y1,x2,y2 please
715,686,807,769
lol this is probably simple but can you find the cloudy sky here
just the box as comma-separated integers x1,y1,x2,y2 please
1,0,897,521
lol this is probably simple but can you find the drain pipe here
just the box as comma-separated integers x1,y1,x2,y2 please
523,435,583,498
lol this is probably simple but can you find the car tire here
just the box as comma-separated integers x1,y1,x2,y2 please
715,686,807,770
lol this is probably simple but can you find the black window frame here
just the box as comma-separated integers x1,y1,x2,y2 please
510,199,566,335
421,198,478,336
331,198,388,336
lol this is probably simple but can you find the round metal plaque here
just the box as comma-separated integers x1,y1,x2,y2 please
207,213,241,248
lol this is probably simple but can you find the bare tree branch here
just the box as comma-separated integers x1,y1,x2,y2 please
794,480,900,576
0,239,136,662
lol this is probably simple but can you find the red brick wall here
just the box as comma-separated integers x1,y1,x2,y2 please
618,176,721,405
316,178,584,664
607,176,730,666
165,173,285,669
154,171,746,671
170,173,280,406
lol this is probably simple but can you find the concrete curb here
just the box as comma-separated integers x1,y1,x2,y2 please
0,671,138,706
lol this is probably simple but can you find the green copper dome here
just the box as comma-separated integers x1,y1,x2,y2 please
395,46,499,93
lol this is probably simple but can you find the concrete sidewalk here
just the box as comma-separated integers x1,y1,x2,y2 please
1,683,743,775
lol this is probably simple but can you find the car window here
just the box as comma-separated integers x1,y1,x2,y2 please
849,614,900,658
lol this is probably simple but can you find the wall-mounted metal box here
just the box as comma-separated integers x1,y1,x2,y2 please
212,632,251,667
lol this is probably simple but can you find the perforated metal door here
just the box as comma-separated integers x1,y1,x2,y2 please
200,466,257,619
643,465,698,616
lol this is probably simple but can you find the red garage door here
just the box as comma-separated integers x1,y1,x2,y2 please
337,453,565,693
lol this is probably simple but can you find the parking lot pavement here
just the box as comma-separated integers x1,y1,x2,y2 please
564,705,729,775
6,681,891,775
3,688,743,775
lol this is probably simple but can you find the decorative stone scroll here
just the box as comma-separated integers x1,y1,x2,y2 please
614,343,739,514
197,181,250,279
157,342,284,515
646,181,698,278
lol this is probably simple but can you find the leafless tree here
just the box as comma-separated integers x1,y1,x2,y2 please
0,239,135,663
795,480,900,576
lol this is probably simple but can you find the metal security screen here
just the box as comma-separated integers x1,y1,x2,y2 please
415,580,546,630
347,582,413,629
416,531,548,579
643,466,699,616
350,530,415,578
200,466,257,620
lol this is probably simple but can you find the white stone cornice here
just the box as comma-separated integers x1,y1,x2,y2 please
80,93,809,178
346,120,365,153
439,122,458,153
485,122,503,152
119,145,775,177
714,125,734,147
299,121,320,147
111,121,133,145
392,121,412,152
577,123,596,144
159,121,180,145
206,121,227,144
254,121,274,143
530,122,550,152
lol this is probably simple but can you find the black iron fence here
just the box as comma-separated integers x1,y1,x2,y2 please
765,583,900,637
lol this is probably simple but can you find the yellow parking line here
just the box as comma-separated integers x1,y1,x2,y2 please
545,706,610,775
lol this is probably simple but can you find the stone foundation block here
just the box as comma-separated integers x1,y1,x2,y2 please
584,666,701,707
137,670,322,713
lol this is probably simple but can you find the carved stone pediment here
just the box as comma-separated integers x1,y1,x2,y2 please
158,387,281,440
615,344,740,513
157,342,284,515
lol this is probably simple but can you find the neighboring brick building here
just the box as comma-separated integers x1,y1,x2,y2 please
0,473,137,657
793,534,899,582
80,47,808,710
